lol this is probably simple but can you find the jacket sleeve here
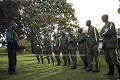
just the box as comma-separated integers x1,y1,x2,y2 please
94,28,99,43
101,22,116,37
13,30,19,45
77,33,86,43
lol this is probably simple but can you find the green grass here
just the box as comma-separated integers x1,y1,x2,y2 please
0,50,119,80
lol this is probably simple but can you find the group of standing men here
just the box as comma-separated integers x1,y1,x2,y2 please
6,14,120,80
33,19,100,72
32,14,120,80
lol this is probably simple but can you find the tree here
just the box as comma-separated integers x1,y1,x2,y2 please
21,0,79,53
0,0,22,40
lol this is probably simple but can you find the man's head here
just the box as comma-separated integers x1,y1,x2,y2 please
101,14,108,22
10,20,17,27
86,20,91,27
10,20,17,29
78,28,83,34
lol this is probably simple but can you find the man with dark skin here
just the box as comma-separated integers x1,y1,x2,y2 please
68,33,77,69
100,14,120,80
43,34,54,65
60,32,71,66
33,37,44,64
86,20,100,72
77,28,88,69
52,34,61,66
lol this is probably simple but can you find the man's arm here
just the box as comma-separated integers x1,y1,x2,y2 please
101,22,116,37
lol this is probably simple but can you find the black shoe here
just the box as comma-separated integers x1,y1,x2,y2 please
70,66,76,69
104,66,114,75
70,64,77,69
86,68,93,71
67,65,70,67
48,62,50,64
117,67,120,80
8,71,15,75
104,72,114,75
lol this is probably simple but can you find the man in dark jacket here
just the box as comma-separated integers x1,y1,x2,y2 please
69,33,77,69
77,28,88,69
33,37,44,64
100,14,120,80
6,20,19,74
60,32,71,66
86,20,100,72
43,35,54,65
53,34,61,66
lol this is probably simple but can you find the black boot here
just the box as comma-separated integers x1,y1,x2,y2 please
70,63,77,69
41,58,44,64
81,61,88,69
104,66,114,75
63,60,67,66
117,67,120,80
47,58,50,64
37,57,40,64
56,59,60,66
52,58,54,65
68,59,71,67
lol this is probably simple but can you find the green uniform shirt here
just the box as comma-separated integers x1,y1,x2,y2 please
53,38,60,51
100,21,117,48
60,35,69,50
33,40,42,54
69,35,77,51
87,26,99,47
77,33,87,50
43,37,52,51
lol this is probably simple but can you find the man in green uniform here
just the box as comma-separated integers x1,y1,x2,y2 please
100,14,120,79
52,34,61,66
77,28,88,69
33,37,44,64
86,20,100,72
43,35,54,65
69,33,77,69
60,32,70,66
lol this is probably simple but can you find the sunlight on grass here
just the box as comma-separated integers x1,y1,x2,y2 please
0,52,119,80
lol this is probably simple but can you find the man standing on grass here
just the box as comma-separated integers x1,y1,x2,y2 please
52,34,61,66
33,37,44,64
6,19,19,74
86,20,100,72
60,32,71,66
100,14,120,80
43,34,54,65
68,33,77,69
77,28,88,69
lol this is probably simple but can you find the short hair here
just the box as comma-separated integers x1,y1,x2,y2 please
102,14,109,19
86,20,91,24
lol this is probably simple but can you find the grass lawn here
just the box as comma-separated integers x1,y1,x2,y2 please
0,50,119,80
